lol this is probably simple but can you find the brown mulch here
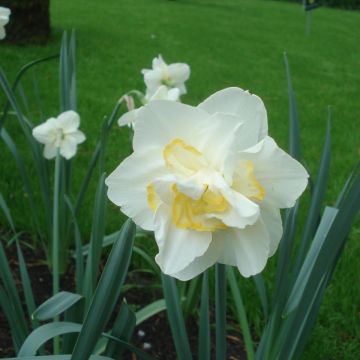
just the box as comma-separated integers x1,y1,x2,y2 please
0,241,247,359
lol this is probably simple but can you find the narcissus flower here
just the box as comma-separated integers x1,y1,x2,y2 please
118,86,181,127
32,111,86,160
142,55,190,97
0,7,11,40
106,88,308,280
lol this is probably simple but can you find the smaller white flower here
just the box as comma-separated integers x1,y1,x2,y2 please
141,55,190,97
118,86,180,127
0,7,11,40
32,111,86,160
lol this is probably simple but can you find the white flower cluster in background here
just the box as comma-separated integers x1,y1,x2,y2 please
32,111,86,160
0,6,11,40
118,55,190,127
107,87,309,280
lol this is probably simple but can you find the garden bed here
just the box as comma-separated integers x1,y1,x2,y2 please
0,240,248,359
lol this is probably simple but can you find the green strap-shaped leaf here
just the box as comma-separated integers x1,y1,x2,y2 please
161,273,193,360
105,301,136,359
83,173,108,307
215,264,227,360
18,322,82,356
198,271,210,360
135,298,166,325
32,292,83,321
71,219,135,360
228,268,255,360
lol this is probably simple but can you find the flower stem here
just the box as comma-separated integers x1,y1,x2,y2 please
215,263,227,360
52,150,61,353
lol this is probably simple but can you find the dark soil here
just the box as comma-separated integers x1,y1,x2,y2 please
0,241,247,359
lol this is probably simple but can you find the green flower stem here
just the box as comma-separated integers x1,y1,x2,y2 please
52,150,61,354
215,263,227,360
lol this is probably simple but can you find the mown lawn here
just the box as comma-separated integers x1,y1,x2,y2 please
0,0,359,358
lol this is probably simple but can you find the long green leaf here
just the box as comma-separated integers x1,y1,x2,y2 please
0,240,28,340
293,112,331,274
32,292,83,321
198,271,210,360
64,196,84,293
135,298,166,325
18,322,82,356
83,173,107,306
228,268,255,360
0,192,16,232
0,286,24,352
215,264,227,360
105,301,136,359
71,219,135,360
161,273,193,360
15,241,39,329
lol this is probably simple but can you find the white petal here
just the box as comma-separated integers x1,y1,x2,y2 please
57,111,80,133
167,88,181,102
118,108,141,126
60,138,77,159
133,100,210,153
215,221,270,277
260,204,283,257
240,136,309,208
168,63,190,88
67,131,86,144
216,186,260,229
143,68,163,93
194,112,243,174
105,149,166,231
171,238,222,281
154,204,212,275
43,144,58,159
198,87,268,140
32,118,58,144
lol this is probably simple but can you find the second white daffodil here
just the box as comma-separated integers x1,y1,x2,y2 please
106,87,308,280
142,55,190,97
32,110,86,160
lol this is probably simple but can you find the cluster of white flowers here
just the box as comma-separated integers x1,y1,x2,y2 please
0,6,11,40
106,87,309,280
118,55,190,127
32,111,86,160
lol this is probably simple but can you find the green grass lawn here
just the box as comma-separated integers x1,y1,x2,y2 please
0,0,359,358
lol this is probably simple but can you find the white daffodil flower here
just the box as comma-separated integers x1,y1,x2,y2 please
118,86,181,127
0,7,11,40
32,110,86,160
106,87,309,281
141,55,190,97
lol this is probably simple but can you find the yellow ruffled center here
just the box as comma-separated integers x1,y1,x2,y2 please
146,138,265,232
